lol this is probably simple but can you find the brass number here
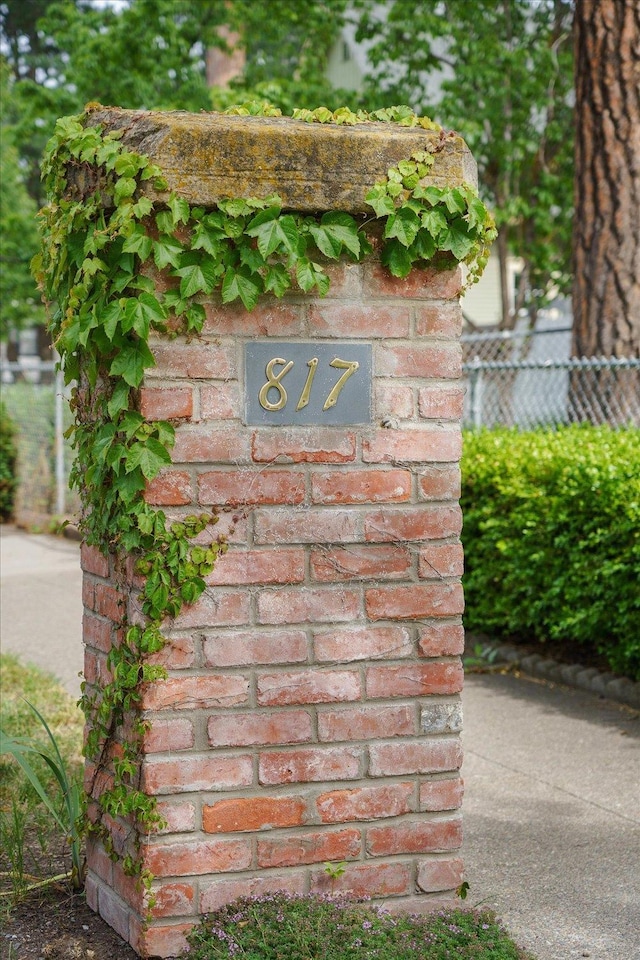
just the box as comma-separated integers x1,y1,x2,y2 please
323,358,360,410
296,357,319,410
258,355,359,413
258,357,294,411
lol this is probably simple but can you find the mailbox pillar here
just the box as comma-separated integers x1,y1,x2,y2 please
81,109,470,957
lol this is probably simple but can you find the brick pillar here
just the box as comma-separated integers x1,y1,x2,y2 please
81,109,470,958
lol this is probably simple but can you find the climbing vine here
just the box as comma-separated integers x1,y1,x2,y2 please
33,102,495,883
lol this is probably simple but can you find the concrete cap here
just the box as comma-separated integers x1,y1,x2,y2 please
84,106,477,213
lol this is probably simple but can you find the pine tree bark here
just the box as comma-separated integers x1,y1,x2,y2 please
572,0,640,359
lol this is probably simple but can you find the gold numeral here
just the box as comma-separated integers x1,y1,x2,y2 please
258,357,294,411
296,357,319,410
323,358,359,410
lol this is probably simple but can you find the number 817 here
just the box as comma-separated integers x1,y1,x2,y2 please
258,356,359,413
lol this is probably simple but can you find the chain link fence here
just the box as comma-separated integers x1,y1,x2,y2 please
462,328,640,428
1,360,79,523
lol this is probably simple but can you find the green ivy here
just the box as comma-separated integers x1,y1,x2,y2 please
33,103,495,885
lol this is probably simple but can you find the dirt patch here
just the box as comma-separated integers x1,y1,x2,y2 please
2,884,139,960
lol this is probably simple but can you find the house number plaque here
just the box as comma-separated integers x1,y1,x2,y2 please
245,341,373,425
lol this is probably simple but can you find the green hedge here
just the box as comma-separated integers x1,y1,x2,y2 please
0,402,17,522
461,426,640,680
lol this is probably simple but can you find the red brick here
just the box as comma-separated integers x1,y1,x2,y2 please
254,508,359,544
200,874,306,913
150,881,196,918
362,427,461,463
172,589,251,629
321,261,363,298
207,710,313,747
316,782,414,823
257,828,361,868
143,718,194,754
317,704,415,742
417,858,464,893
82,577,95,611
94,582,126,621
374,380,415,419
132,921,194,960
251,427,356,463
140,674,249,711
419,543,464,579
203,300,304,337
203,629,308,667
257,668,361,706
418,386,465,420
366,817,462,856
155,801,197,833
414,302,463,338
148,340,235,380
308,303,410,338
418,622,465,657
145,469,193,505
257,587,361,625
142,755,253,795
364,263,462,300
420,777,464,811
139,386,193,421
147,635,196,670
83,612,112,654
81,543,110,578
144,837,252,877
365,505,461,544
206,548,305,585
369,740,463,776
311,468,411,504
366,662,463,698
198,469,305,506
200,382,241,420
259,747,361,785
86,836,113,886
203,796,308,833
83,650,111,688
314,625,412,662
376,342,461,380
365,583,464,620
172,425,249,464
310,861,411,898
310,544,411,583
93,882,129,942
418,465,461,500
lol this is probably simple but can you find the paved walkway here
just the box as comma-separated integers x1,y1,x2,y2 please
1,526,638,959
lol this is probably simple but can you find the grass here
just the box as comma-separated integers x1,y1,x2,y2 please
185,892,534,959
0,653,84,911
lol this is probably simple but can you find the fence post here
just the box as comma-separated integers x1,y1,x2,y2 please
468,359,484,429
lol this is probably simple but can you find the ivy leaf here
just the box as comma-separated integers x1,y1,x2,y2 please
444,188,467,215
114,469,146,505
185,302,206,333
218,198,253,218
121,294,167,338
191,221,226,256
153,235,184,270
125,438,172,480
245,208,297,258
239,244,267,273
221,266,261,311
132,196,153,219
123,224,153,261
441,217,476,260
381,239,413,278
174,253,218,298
93,422,117,462
409,229,437,263
365,186,396,218
384,206,421,247
110,340,156,387
113,177,137,205
107,380,131,418
264,263,291,297
168,194,190,226
308,212,361,259
296,258,330,296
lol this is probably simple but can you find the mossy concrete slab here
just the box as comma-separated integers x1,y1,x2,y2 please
85,107,477,212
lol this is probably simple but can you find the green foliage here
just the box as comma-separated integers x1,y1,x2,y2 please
355,0,574,322
0,701,83,889
461,427,640,679
0,402,18,521
186,893,532,959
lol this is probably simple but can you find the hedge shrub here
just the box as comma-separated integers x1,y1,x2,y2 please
0,402,17,522
461,426,640,680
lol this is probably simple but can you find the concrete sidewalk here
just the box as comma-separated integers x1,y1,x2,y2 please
0,526,638,959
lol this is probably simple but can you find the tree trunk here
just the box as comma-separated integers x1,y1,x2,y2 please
572,0,640,359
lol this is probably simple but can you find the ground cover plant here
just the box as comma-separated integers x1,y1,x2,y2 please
185,892,533,959
0,401,18,521
461,425,640,679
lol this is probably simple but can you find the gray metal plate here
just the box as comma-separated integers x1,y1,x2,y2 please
245,341,373,425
